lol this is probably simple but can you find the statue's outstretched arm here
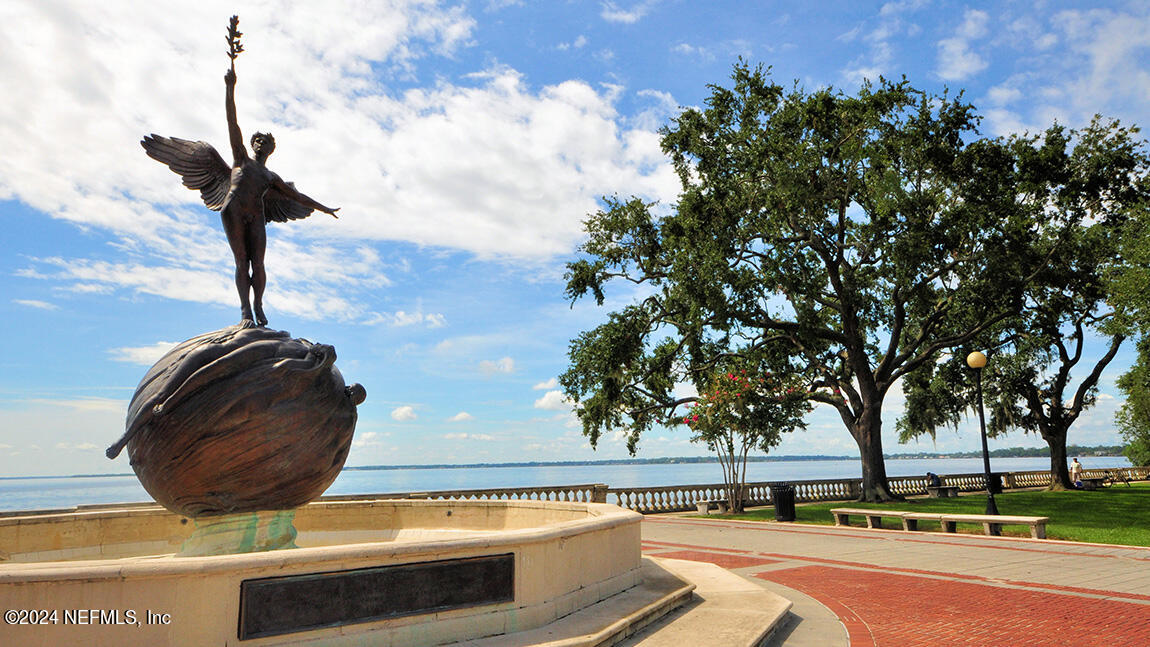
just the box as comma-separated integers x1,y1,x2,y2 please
271,176,340,217
225,68,247,166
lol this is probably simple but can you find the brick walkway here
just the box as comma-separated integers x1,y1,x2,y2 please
641,517,1150,647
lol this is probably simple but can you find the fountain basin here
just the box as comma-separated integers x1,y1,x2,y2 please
0,498,642,646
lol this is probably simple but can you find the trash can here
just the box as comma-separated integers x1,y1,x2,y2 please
988,473,1003,495
769,482,796,522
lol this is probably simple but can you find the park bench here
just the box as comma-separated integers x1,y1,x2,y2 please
831,508,1049,539
936,513,1048,539
1079,477,1107,490
830,507,907,529
695,499,729,514
926,486,959,498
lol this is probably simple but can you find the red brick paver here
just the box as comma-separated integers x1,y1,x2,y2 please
756,565,1150,647
651,549,780,570
642,533,1150,647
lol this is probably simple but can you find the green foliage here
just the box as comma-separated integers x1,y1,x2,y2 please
1117,338,1150,467
561,62,1133,501
1108,214,1150,335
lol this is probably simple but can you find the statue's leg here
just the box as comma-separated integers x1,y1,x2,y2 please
222,209,254,325
249,219,268,326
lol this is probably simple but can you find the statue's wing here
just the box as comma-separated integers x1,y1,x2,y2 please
263,181,314,223
141,135,231,211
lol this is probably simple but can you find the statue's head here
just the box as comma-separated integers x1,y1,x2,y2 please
251,132,275,159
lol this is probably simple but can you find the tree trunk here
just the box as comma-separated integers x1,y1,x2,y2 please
717,434,744,514
1043,424,1073,490
729,478,745,514
853,404,901,502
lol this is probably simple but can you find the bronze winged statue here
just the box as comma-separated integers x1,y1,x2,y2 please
142,16,338,328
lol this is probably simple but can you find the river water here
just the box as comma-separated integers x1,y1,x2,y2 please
0,455,1133,513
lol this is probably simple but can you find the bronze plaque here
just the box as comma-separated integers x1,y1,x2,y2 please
238,553,515,640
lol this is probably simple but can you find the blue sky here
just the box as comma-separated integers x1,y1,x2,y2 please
2,1,1149,477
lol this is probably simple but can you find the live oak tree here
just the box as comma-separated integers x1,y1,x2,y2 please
561,63,1067,501
897,120,1148,489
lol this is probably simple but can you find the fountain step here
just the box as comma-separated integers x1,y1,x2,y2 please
458,557,791,647
622,558,792,647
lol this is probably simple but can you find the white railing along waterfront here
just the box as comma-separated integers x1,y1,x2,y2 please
318,483,610,505
317,466,1150,514
603,466,1150,514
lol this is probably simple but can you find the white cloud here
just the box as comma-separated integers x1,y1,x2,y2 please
108,341,177,366
600,1,658,24
479,357,516,375
936,10,990,81
879,0,928,17
533,377,558,390
671,43,713,62
986,83,1023,106
25,397,125,413
558,35,588,50
371,305,448,328
448,411,474,422
843,40,893,85
1050,9,1150,122
390,405,417,421
445,432,494,441
631,89,679,132
12,299,58,310
486,0,523,10
352,431,389,448
55,442,99,451
534,390,573,411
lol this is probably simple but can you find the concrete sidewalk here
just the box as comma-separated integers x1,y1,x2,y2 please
640,516,1150,647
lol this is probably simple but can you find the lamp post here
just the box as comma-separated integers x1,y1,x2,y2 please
966,351,1001,532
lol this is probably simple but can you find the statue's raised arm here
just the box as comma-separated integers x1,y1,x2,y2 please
224,16,247,166
224,68,247,166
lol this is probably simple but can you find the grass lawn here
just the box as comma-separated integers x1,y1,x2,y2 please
723,482,1150,546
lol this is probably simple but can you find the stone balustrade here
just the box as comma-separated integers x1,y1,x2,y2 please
603,466,1150,514
319,483,610,505
307,466,1150,515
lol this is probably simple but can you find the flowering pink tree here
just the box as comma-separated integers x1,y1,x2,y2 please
675,368,811,513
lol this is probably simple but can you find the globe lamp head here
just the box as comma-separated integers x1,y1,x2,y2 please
966,351,987,369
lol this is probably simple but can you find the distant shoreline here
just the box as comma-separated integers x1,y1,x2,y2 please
2,446,1126,480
